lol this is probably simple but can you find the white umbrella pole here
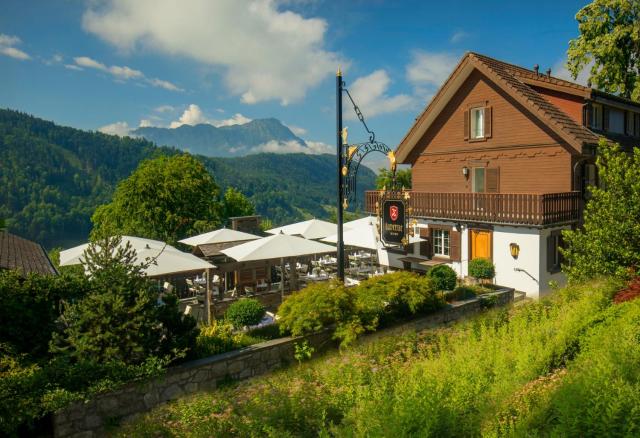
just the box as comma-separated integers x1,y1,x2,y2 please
205,268,211,325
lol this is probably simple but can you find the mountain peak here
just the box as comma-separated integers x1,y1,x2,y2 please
133,117,305,157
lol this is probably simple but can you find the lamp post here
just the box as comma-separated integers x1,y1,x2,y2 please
336,68,345,281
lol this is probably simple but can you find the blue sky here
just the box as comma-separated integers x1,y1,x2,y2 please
0,0,590,166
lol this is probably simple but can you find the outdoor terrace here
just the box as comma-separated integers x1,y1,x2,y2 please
365,190,582,226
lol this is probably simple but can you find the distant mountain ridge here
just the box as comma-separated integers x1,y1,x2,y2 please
0,109,375,248
133,118,307,157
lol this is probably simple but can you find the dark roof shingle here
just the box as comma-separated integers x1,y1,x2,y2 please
0,231,58,276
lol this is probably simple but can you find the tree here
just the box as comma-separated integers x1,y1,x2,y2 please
375,168,412,190
567,0,640,100
562,140,640,282
221,187,256,222
91,154,221,245
50,236,198,365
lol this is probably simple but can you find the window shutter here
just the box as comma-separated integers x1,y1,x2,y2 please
624,111,629,135
546,235,555,272
583,103,591,127
635,113,640,137
558,232,565,266
450,230,461,262
603,106,609,131
463,109,469,140
419,228,432,258
484,106,492,138
486,168,500,193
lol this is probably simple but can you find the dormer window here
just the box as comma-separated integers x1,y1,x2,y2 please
471,107,485,139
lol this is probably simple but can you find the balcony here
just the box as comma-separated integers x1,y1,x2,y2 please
365,191,582,226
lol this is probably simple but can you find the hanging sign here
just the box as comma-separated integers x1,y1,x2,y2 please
380,197,407,246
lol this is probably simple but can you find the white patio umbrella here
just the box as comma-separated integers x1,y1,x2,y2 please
266,218,336,240
221,233,336,297
178,228,260,246
59,236,215,277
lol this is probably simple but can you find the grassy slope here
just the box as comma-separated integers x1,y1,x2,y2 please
116,279,640,437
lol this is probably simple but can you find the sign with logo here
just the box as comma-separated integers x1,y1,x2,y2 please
381,199,406,246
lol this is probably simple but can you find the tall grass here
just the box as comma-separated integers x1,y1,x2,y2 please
116,278,637,437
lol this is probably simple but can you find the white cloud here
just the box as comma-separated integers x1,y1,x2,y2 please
0,34,30,60
0,46,30,60
168,105,252,128
450,31,469,44
169,104,209,128
98,121,131,136
64,64,83,71
147,77,183,91
407,50,458,88
154,105,175,113
73,55,181,90
0,34,20,47
345,69,414,119
286,124,307,136
215,113,252,127
250,139,331,155
139,119,153,127
406,50,458,99
82,0,346,105
552,58,593,87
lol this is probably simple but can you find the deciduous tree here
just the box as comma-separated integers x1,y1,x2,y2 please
568,0,640,99
562,140,640,281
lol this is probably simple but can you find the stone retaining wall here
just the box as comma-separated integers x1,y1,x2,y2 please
54,288,513,437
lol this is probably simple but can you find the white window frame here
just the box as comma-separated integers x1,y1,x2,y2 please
433,229,450,257
470,107,485,139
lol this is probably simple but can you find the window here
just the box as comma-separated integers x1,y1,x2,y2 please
627,112,637,136
472,167,485,193
591,104,602,130
433,229,450,257
609,108,625,133
470,107,484,139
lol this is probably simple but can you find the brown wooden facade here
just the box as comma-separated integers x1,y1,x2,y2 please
366,53,640,228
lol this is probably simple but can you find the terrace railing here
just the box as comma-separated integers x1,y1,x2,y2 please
365,191,581,226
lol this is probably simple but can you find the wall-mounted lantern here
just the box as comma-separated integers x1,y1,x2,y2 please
509,242,520,259
462,166,469,178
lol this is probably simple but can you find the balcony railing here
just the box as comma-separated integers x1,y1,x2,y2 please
365,191,582,226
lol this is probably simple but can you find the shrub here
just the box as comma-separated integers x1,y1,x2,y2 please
469,257,495,281
195,320,241,357
277,281,356,338
446,285,478,302
225,298,266,328
427,265,458,291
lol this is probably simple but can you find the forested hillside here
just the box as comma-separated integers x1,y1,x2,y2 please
0,109,375,248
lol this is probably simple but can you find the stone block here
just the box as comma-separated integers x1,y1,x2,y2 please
227,360,244,375
193,369,209,383
143,391,159,409
208,361,228,377
200,379,217,391
184,382,199,393
96,397,118,414
238,368,252,379
160,383,184,402
84,414,102,429
70,431,94,438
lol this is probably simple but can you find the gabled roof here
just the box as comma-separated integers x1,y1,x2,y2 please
0,231,58,276
396,52,601,163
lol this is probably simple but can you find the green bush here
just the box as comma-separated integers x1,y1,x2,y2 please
225,298,266,329
468,257,496,280
446,285,478,302
278,273,445,347
278,281,356,338
427,265,458,291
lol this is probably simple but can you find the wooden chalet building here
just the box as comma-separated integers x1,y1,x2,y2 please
367,52,640,298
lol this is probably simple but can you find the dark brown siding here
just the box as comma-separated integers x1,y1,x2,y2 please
532,86,585,125
410,70,575,194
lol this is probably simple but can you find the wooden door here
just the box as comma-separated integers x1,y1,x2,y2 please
470,230,492,260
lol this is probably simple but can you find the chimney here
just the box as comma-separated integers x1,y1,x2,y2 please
546,68,551,78
533,64,539,76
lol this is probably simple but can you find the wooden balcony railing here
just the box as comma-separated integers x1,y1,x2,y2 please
365,191,582,226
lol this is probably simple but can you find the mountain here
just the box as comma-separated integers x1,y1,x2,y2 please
0,109,375,248
133,118,307,157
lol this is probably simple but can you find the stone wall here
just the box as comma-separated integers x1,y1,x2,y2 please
54,288,513,438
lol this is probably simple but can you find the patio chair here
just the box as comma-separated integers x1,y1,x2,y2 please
184,305,192,315
256,279,268,292
163,282,174,294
